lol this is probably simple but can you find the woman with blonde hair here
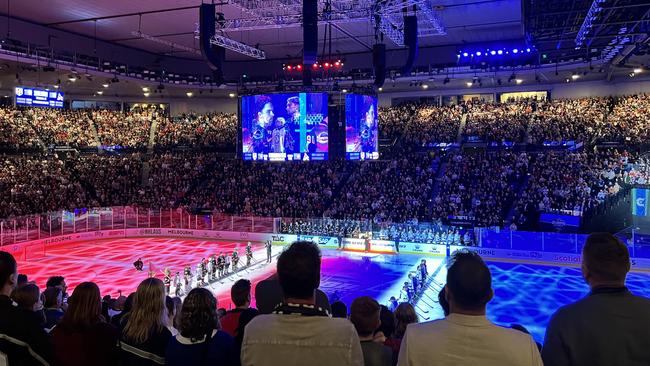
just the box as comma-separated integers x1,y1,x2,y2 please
119,278,172,366
51,282,119,366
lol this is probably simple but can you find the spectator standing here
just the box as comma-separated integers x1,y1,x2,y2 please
51,282,119,366
350,296,392,366
0,251,52,365
43,287,65,331
119,278,172,366
166,288,236,366
397,250,542,366
242,241,363,366
542,233,650,366
220,279,253,337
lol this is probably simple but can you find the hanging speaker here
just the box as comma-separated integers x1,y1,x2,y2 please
373,43,386,88
303,0,318,85
200,4,225,82
402,15,419,76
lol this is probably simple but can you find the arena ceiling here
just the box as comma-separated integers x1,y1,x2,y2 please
6,0,524,61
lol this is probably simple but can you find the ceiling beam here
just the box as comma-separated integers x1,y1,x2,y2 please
45,4,224,26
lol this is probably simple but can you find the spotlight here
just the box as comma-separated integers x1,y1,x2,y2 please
526,48,531,53
490,50,496,56
513,48,519,54
476,51,482,56
53,84,60,89
342,89,348,93
186,92,193,97
378,87,383,91
97,91,103,95
102,83,109,88
571,73,580,80
296,64,302,70
497,50,503,55
286,65,292,70
422,84,429,89
312,63,319,69
324,62,330,68
142,87,150,92
634,68,643,74
565,78,571,83
68,75,77,82
466,82,473,87
144,92,150,97
462,52,469,57
515,79,523,84
229,93,236,98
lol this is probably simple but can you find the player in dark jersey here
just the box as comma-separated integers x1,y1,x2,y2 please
232,250,240,272
210,255,217,281
245,242,253,266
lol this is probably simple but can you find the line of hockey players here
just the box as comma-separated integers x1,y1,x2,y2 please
388,259,430,311
162,242,256,297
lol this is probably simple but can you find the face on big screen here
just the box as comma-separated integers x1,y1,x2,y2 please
257,102,274,127
365,104,375,127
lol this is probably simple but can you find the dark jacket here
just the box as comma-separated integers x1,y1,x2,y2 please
542,287,650,366
254,276,331,314
51,321,119,366
0,294,52,366
361,340,392,366
119,326,172,366
166,330,236,366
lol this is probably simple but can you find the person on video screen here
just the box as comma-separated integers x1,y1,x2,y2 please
360,98,377,153
251,95,273,153
270,116,296,154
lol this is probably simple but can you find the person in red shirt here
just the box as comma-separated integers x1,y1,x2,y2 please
220,279,253,337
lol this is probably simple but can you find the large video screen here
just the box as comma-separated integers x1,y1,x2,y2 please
15,86,64,108
345,94,379,160
241,93,328,161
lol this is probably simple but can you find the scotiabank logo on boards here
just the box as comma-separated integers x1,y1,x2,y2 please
553,255,581,263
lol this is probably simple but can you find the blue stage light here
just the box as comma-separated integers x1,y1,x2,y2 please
513,48,519,54
526,48,531,53
476,51,482,56
463,52,469,57
497,50,503,55
490,50,496,55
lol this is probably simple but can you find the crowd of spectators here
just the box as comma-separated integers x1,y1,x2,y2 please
602,93,650,143
326,153,439,224
0,107,41,149
3,235,648,365
404,104,463,145
93,109,156,148
528,97,608,145
463,101,530,143
0,154,90,219
28,109,97,148
433,151,530,227
156,112,237,148
513,149,634,228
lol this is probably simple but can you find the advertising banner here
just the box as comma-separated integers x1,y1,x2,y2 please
398,242,446,256
298,235,340,248
369,240,396,253
343,238,367,251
